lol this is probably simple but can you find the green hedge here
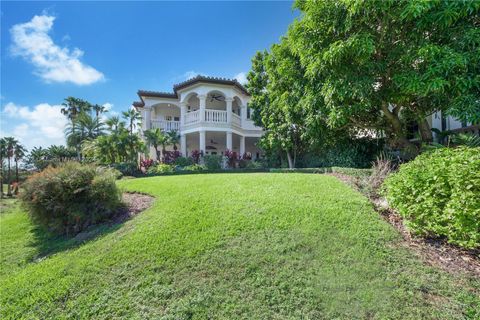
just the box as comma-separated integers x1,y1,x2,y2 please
269,167,372,177
383,147,480,249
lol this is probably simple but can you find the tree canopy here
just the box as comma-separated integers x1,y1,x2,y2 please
247,0,480,164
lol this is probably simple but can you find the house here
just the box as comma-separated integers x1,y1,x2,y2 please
133,75,264,159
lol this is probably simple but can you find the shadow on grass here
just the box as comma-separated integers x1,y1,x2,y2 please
28,210,130,262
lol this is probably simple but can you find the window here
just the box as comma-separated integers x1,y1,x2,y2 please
165,116,172,121
247,107,251,119
174,116,180,121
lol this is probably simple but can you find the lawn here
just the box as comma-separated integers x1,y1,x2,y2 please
1,173,479,319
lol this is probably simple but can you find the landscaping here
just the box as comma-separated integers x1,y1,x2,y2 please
1,173,479,319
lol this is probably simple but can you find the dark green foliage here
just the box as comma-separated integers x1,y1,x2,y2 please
384,147,480,249
203,155,223,170
183,164,205,172
20,163,123,235
174,156,194,167
109,162,140,177
270,167,372,177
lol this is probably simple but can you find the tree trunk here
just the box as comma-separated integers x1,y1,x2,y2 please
380,103,418,154
0,156,3,198
15,159,19,183
286,150,294,169
417,118,433,143
7,158,11,196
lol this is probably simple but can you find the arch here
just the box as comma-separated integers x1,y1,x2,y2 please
232,94,247,107
181,91,204,103
205,90,227,111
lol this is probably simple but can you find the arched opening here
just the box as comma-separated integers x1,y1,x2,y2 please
206,90,227,111
151,102,180,131
233,96,242,116
184,93,200,112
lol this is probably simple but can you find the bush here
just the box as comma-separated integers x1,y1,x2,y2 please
174,156,193,167
154,163,175,174
20,163,123,235
204,155,223,170
184,164,205,171
383,147,480,249
246,160,264,169
109,162,139,176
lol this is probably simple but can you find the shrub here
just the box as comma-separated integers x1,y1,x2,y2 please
383,147,480,249
154,163,175,174
224,149,238,168
246,160,264,169
140,159,154,171
109,162,139,176
20,163,123,235
184,164,205,171
174,156,193,167
191,150,201,164
163,151,181,164
204,155,223,170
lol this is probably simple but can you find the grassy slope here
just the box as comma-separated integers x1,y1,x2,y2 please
0,173,478,319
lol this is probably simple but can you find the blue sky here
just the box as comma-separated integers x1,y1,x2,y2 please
1,1,298,149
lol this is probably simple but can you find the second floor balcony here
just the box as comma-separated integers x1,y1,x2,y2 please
151,108,258,132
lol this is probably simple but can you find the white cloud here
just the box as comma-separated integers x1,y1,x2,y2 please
234,72,248,85
10,15,104,85
102,102,113,112
2,102,67,149
184,70,202,80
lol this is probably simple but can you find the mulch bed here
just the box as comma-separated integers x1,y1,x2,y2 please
114,192,155,223
328,172,480,277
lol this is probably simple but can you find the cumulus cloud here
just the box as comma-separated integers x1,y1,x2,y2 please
10,15,104,85
2,102,67,149
234,72,248,85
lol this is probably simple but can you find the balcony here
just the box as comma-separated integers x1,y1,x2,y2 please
150,109,261,132
151,119,180,131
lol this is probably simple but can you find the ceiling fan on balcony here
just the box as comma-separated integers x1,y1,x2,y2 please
209,94,224,102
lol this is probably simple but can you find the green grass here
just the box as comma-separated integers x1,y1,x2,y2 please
1,173,479,319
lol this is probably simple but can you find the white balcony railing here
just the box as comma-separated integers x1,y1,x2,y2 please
184,110,200,125
205,109,227,123
151,120,180,131
232,113,241,127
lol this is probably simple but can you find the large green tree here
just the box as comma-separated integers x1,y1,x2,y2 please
287,0,480,154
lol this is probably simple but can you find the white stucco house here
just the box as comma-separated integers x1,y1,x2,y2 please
133,76,264,159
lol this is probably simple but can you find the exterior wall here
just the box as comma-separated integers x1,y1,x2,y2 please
138,81,264,160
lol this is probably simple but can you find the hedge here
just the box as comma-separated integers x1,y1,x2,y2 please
383,147,480,249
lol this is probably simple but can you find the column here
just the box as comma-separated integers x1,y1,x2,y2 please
226,131,233,151
180,102,187,127
199,130,206,154
198,94,206,122
240,135,245,156
241,105,247,127
181,134,187,156
143,107,152,130
226,97,233,124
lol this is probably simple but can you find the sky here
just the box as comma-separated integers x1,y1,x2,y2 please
0,1,298,150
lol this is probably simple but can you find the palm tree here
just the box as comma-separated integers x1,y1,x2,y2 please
105,116,125,134
4,137,18,196
13,143,27,184
144,128,167,161
65,113,105,158
0,138,6,197
61,97,91,125
122,109,142,135
92,104,107,118
167,130,181,151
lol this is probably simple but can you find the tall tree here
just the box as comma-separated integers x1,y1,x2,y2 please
4,137,18,196
144,128,166,161
122,109,142,135
13,143,27,184
166,130,181,151
61,97,91,125
287,0,480,155
0,138,6,197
